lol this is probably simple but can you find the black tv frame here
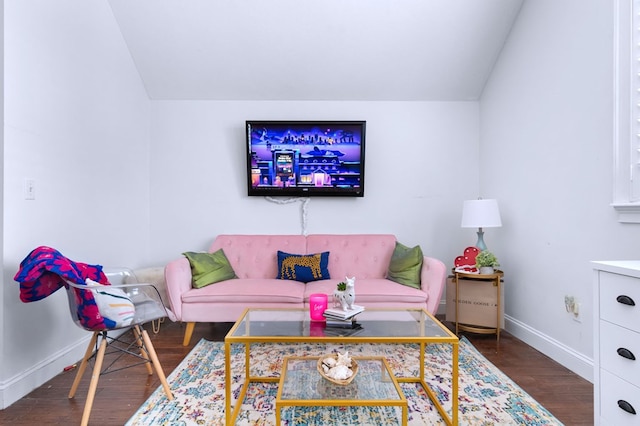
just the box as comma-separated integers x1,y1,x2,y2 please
246,120,366,197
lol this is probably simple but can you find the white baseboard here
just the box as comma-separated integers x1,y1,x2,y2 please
1,306,593,410
438,299,593,382
0,335,92,409
505,314,594,383
0,327,127,409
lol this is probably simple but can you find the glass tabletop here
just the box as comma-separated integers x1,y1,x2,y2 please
279,357,402,402
226,308,456,341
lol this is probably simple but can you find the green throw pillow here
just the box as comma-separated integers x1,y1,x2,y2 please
387,242,423,289
183,249,237,288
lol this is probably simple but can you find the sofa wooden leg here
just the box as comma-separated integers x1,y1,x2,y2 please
183,322,195,346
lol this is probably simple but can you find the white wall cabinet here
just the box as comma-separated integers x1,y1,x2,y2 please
592,261,640,425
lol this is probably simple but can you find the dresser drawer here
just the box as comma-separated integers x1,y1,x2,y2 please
600,320,640,387
600,369,640,424
599,272,640,332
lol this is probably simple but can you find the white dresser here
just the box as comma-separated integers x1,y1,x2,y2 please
592,261,640,425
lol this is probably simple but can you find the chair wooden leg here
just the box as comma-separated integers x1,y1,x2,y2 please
68,331,99,399
132,325,154,375
182,322,195,346
141,329,173,400
80,334,108,426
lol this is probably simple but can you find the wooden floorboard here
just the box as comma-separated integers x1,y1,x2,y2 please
0,319,593,425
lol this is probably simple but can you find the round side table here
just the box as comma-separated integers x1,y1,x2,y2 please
453,269,504,341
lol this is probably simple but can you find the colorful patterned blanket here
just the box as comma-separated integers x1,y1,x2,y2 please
13,246,111,330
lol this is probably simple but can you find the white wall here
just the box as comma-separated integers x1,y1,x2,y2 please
148,101,480,267
2,2,483,406
480,0,630,380
4,0,623,409
1,1,150,407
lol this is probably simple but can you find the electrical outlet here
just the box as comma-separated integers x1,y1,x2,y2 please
24,179,36,200
564,295,574,313
572,302,582,322
565,295,582,322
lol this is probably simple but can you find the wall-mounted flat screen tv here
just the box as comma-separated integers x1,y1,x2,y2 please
246,120,366,197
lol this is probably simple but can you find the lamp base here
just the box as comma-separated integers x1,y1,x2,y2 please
475,228,487,251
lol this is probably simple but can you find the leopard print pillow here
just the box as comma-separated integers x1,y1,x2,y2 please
276,251,330,283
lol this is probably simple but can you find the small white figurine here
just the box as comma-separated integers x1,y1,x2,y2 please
333,276,356,311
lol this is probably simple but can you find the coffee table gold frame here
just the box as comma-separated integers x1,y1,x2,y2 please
224,308,459,425
276,356,407,425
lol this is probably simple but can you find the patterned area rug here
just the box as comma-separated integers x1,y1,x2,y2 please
126,337,562,425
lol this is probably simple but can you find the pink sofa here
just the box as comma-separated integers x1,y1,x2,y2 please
165,234,446,345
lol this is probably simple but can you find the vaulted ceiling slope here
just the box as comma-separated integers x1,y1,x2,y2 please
108,0,523,101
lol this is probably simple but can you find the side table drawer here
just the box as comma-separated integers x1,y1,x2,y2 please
600,320,640,387
600,369,640,424
599,272,640,332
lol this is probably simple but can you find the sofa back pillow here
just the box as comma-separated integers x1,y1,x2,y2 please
306,234,396,279
387,242,423,289
209,235,307,279
183,249,237,288
276,251,330,283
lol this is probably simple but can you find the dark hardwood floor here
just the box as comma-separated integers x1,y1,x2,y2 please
0,319,593,425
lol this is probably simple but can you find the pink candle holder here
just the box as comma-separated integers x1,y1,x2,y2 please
309,293,328,321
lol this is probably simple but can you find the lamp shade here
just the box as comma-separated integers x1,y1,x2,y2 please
461,199,502,228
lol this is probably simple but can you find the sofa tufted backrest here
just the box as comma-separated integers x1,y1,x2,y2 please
210,235,307,279
306,234,396,280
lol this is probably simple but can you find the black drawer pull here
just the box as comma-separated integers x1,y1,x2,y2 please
618,399,637,415
616,295,636,306
617,347,636,360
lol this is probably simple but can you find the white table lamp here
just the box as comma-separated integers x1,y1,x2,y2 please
461,199,502,251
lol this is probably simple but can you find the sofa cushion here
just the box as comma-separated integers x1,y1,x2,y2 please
304,278,428,304
387,242,423,289
181,278,305,304
183,249,237,288
276,251,330,283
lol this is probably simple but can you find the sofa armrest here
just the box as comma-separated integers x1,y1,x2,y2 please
164,257,192,321
421,256,446,314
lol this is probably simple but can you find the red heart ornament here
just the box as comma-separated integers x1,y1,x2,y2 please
454,246,480,273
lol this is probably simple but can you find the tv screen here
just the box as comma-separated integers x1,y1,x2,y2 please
246,120,366,197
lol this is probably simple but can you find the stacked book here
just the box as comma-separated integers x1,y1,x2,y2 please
323,304,365,327
322,322,363,337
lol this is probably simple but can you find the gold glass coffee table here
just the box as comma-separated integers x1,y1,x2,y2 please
224,308,459,425
276,356,407,425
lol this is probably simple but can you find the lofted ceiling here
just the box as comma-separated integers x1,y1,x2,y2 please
108,0,524,101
